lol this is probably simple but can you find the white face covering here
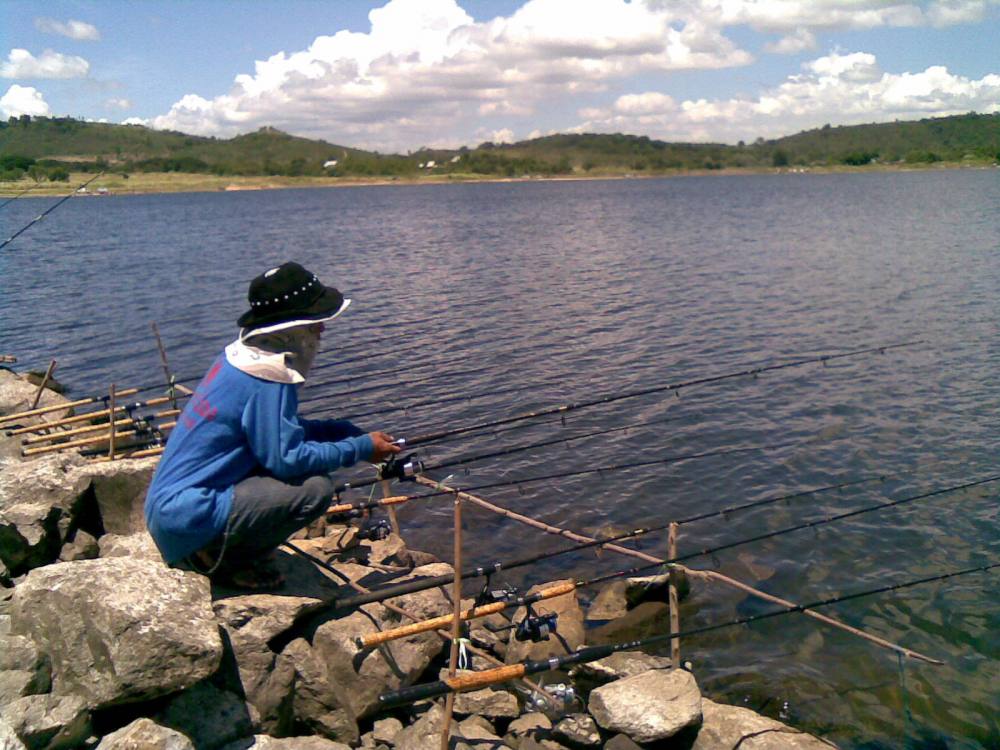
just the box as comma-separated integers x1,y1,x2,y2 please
245,326,321,379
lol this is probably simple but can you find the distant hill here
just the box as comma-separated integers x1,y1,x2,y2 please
1,111,997,182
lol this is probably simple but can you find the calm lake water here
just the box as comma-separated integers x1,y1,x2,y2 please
2,171,998,747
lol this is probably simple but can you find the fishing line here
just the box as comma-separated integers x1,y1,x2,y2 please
354,476,885,647
377,561,1000,707
398,341,921,448
1,173,104,250
330,473,999,610
0,182,43,209
334,439,801,500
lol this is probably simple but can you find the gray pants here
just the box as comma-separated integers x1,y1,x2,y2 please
200,472,336,568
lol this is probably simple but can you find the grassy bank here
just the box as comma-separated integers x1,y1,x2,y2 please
0,160,996,198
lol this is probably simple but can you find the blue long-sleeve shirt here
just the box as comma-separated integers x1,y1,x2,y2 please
144,355,373,563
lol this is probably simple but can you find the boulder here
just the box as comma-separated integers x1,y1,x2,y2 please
0,694,90,750
0,454,89,575
58,529,99,562
154,681,254,750
452,683,519,719
10,558,222,710
65,458,159,535
455,715,511,749
371,717,403,746
95,718,195,750
282,639,358,745
584,581,629,621
0,634,50,704
587,602,669,646
0,371,72,432
97,532,161,561
505,580,585,665
625,569,689,606
392,703,446,750
302,562,453,721
504,712,551,746
213,592,324,736
588,669,701,743
602,735,642,750
551,714,601,748
0,716,26,750
219,737,351,750
569,651,673,690
691,698,833,749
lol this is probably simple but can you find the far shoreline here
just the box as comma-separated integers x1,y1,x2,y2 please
0,160,995,198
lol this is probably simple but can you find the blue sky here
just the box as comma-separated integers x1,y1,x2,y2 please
2,0,998,151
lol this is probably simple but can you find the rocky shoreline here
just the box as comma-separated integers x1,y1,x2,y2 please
1,368,834,749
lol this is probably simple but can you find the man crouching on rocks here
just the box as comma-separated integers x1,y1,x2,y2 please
144,261,400,590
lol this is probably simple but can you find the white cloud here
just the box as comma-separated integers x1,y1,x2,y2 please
105,97,132,110
491,127,515,143
141,0,1000,150
34,18,101,41
0,84,52,117
148,0,752,150
1,48,90,79
677,0,992,32
764,28,817,54
576,50,1000,142
122,116,150,126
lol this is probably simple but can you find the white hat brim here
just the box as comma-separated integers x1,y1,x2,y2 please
240,298,351,341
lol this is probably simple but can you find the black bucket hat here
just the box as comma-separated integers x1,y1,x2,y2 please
237,261,350,332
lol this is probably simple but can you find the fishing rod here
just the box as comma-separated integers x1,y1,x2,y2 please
0,182,43,209
357,477,882,647
378,561,999,707
331,440,800,506
4,391,191,436
330,473,999,611
0,173,104,251
340,412,725,492
394,341,921,449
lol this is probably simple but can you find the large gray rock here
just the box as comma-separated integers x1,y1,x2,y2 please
585,580,629,621
10,558,222,710
154,682,254,750
0,716,27,750
219,737,351,750
588,669,701,743
65,458,159,535
282,639,358,745
691,698,834,749
392,703,446,750
452,684,519,719
505,580,585,665
0,371,72,432
213,590,325,736
569,650,673,688
551,714,601,747
0,694,90,750
0,454,89,575
505,712,552,746
303,562,453,722
95,718,195,750
0,634,50,703
97,532,161,561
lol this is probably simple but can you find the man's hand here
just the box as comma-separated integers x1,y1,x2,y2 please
368,431,402,463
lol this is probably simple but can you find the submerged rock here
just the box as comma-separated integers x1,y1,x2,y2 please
10,558,222,710
691,698,833,749
505,580,586,665
588,668,701,743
